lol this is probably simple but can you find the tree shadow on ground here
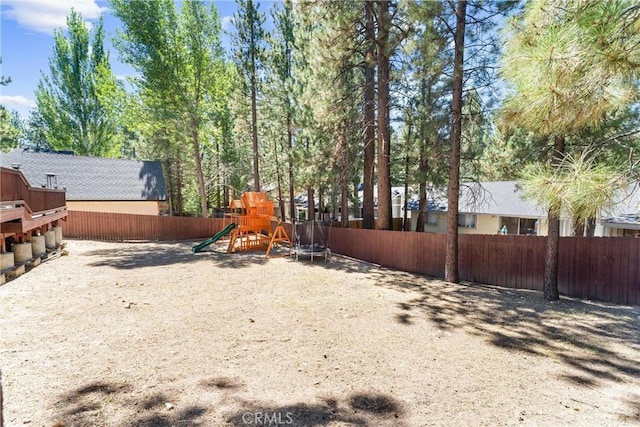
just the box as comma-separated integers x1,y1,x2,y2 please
225,392,405,427
287,252,389,276
376,271,640,390
53,380,208,426
52,378,404,427
83,241,269,270
79,239,384,274
199,376,245,390
618,393,640,423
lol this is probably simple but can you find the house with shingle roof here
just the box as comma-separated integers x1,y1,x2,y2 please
407,181,640,237
407,181,553,235
599,188,640,237
0,149,167,215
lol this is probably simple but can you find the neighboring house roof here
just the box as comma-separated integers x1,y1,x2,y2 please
0,149,167,201
406,198,446,212
407,180,640,228
602,214,640,230
458,181,546,217
600,187,640,229
407,181,545,217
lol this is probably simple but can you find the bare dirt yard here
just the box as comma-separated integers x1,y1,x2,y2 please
1,239,639,427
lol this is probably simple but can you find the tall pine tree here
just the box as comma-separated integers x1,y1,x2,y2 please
34,10,122,156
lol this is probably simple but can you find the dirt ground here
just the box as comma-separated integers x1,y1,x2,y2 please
1,239,639,427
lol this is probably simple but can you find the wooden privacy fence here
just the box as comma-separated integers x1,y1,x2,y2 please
332,218,404,230
63,211,227,241
62,211,639,305
328,228,640,306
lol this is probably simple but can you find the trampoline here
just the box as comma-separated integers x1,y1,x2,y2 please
292,220,332,262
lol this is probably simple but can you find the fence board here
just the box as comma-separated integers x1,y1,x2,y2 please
458,234,472,282
631,241,640,306
611,239,624,305
590,239,602,301
558,238,569,296
596,240,608,302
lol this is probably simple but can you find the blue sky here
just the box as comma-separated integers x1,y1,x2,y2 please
1,0,275,119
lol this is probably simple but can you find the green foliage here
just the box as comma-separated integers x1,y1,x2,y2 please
520,151,625,222
478,127,548,180
232,0,266,191
0,108,21,152
258,0,300,218
293,0,379,219
233,0,266,90
501,0,640,136
0,60,22,152
0,57,10,87
33,10,123,156
397,1,451,191
113,0,233,216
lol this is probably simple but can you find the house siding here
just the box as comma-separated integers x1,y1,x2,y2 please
411,211,558,236
67,201,161,215
459,214,500,235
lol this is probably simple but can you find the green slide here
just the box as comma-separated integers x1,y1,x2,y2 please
192,223,236,253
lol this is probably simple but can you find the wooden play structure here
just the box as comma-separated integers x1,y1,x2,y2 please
226,192,291,257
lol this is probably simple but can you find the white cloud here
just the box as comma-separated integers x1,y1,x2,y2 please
221,15,233,30
3,0,107,34
0,95,37,109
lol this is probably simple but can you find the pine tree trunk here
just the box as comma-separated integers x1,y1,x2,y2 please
585,216,596,237
215,139,221,209
288,112,295,223
416,135,428,233
163,159,174,216
417,181,426,233
363,1,376,230
544,135,564,301
223,175,229,208
571,217,585,237
192,117,209,218
176,155,184,216
251,78,260,191
307,187,314,222
318,187,325,221
274,137,285,220
376,0,392,230
403,115,412,231
341,182,349,228
444,0,467,283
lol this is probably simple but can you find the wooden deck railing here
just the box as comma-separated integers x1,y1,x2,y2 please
1,167,66,213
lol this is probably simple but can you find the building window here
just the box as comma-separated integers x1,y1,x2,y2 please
501,217,519,234
502,217,538,235
426,211,438,225
519,218,538,235
458,213,476,228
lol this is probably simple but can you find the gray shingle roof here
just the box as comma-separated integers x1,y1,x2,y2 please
600,187,640,226
601,186,640,217
0,149,167,201
407,180,640,220
407,181,545,217
458,181,546,217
